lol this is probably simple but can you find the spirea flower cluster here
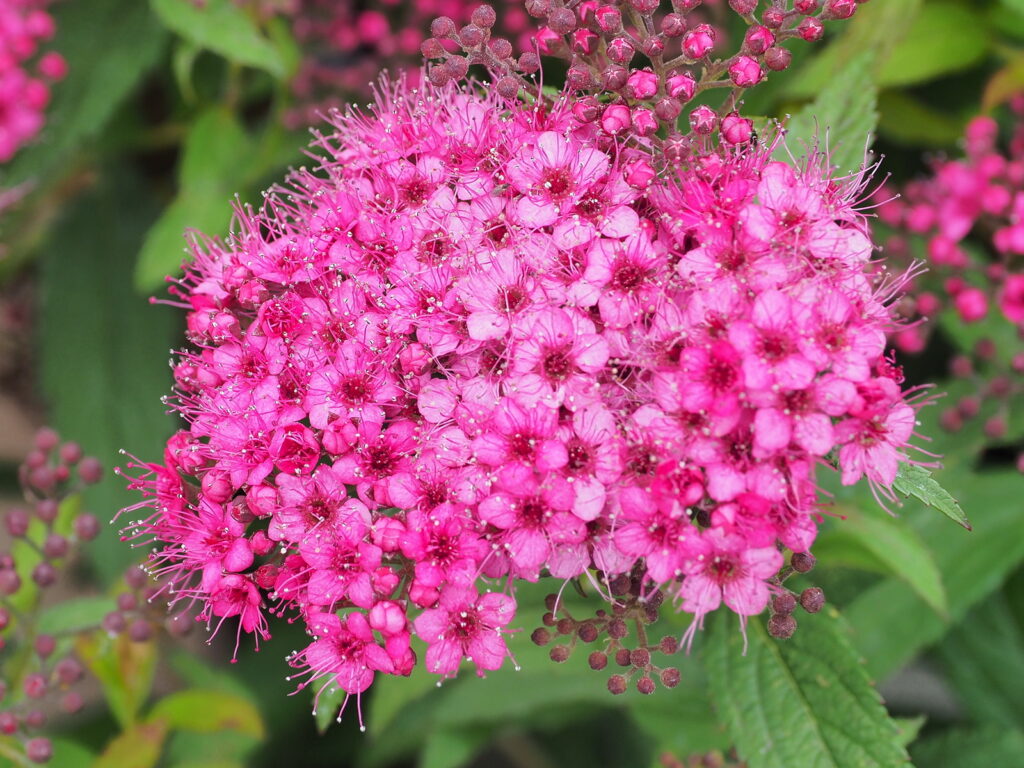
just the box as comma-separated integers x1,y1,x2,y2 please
120,70,924,717
877,109,1024,460
0,0,66,164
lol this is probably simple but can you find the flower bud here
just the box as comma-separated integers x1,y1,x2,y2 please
79,456,103,485
62,692,84,714
824,0,857,19
666,72,696,101
660,13,686,38
567,64,595,90
641,35,665,58
531,627,551,646
471,5,496,28
55,658,83,685
489,37,513,60
661,668,681,688
421,37,445,59
32,563,56,588
59,442,82,465
547,7,577,34
0,712,16,735
5,508,29,538
517,51,540,73
430,16,456,38
632,108,658,137
768,613,797,638
71,518,97,540
773,593,797,615
102,611,126,635
614,647,631,666
794,0,819,13
24,674,47,699
623,158,656,189
549,644,570,662
762,6,785,27
721,113,753,144
595,6,622,32
129,618,153,643
764,46,792,71
799,587,825,614
791,551,816,573
744,25,775,54
572,96,602,123
630,648,651,667
24,710,46,730
42,533,68,559
601,65,628,91
729,0,757,13
729,55,763,87
689,105,717,135
655,97,682,122
954,287,988,323
637,676,656,694
34,635,56,659
0,570,21,596
624,70,658,100
589,651,608,670
26,738,52,764
797,17,824,42
607,37,634,65
607,674,627,694
682,24,715,59
601,104,632,135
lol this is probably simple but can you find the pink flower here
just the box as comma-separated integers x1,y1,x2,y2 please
680,526,782,618
413,585,515,677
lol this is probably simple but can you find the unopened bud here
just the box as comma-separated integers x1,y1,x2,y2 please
768,614,797,638
799,587,825,614
607,674,627,695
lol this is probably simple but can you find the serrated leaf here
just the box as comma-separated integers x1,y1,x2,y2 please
135,107,252,291
779,53,877,176
150,0,286,79
892,716,926,748
934,592,1024,730
37,595,117,636
911,726,1024,768
39,169,178,583
830,379,1024,680
816,507,948,617
892,464,970,531
704,608,909,768
147,689,265,738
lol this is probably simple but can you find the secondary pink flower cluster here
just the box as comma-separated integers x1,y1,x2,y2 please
122,77,920,715
877,109,1024,454
0,0,66,164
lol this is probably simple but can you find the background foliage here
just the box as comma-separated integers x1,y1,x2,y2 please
1,1,1022,766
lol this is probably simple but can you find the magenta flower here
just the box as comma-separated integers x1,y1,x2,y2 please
413,585,515,677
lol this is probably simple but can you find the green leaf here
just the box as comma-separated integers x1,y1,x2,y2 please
784,0,922,99
911,726,1024,768
94,721,168,768
48,739,96,768
704,608,909,768
779,53,878,176
934,592,1024,730
135,107,253,291
832,379,1024,681
892,716,926,749
875,2,988,87
150,0,287,79
877,91,966,148
312,683,348,735
2,0,166,188
418,727,489,768
816,506,949,617
147,689,265,738
39,168,178,583
75,632,158,728
37,595,117,636
892,464,970,531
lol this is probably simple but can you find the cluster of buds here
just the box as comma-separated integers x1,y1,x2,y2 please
530,572,681,695
878,109,1024,464
0,428,101,764
0,0,67,164
422,0,864,149
765,552,824,638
